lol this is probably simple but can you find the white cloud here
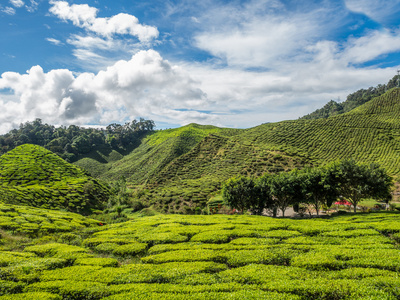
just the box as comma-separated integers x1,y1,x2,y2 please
0,65,93,131
49,1,97,27
2,6,16,15
0,50,212,134
342,29,400,65
65,34,142,71
9,0,24,8
345,0,400,24
49,1,158,42
193,0,343,69
46,37,63,46
26,0,38,12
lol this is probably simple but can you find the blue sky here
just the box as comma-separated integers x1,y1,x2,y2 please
1,0,400,133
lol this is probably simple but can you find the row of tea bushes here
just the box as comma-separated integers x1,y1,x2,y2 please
0,203,100,238
0,212,399,299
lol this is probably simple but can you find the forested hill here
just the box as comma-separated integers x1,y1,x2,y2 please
0,118,155,162
300,75,399,120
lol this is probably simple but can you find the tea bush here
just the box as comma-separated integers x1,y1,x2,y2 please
1,212,400,299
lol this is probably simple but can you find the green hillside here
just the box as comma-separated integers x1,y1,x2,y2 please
3,88,399,214
75,123,306,213
71,88,400,213
75,124,240,184
246,88,400,174
300,75,399,120
0,144,110,214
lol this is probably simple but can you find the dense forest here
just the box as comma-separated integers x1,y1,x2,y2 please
300,75,400,120
0,118,155,162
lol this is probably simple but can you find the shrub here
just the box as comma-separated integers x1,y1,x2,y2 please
24,280,109,299
112,243,147,257
0,292,62,300
74,257,119,267
0,280,25,295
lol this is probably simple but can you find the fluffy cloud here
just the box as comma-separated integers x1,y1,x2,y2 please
49,1,158,42
9,0,24,8
0,50,211,134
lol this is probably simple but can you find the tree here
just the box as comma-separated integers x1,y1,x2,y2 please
335,159,393,213
270,170,303,217
256,174,275,216
222,176,256,213
300,167,338,216
71,135,91,154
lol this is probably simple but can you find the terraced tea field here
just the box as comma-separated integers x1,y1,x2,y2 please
1,204,400,299
0,144,110,214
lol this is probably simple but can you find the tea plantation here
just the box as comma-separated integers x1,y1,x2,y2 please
71,88,400,213
1,205,400,300
0,144,110,214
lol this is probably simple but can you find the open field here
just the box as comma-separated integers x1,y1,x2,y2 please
1,204,400,300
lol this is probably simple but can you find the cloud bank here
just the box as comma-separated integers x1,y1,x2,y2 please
0,50,209,134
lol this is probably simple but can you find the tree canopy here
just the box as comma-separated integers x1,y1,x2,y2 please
222,160,393,216
0,118,155,161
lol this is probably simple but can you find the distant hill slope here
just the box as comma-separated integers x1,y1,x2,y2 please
247,88,400,173
74,123,240,183
129,89,400,212
300,75,399,120
0,144,110,214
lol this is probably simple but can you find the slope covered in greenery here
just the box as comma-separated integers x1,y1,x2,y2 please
247,88,400,175
0,144,110,214
72,89,400,213
1,212,400,299
300,75,399,120
75,123,239,183
137,89,400,212
75,123,307,213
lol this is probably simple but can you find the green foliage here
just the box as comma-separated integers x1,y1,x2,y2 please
0,292,62,300
0,144,110,214
222,160,393,215
0,118,155,160
112,242,147,257
1,212,400,299
333,159,393,212
222,176,257,213
0,203,99,238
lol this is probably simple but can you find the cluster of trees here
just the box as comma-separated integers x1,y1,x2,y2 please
0,118,155,161
301,75,400,120
222,160,393,216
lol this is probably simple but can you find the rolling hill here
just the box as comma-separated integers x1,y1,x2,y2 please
2,88,400,214
0,144,110,214
72,88,400,213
